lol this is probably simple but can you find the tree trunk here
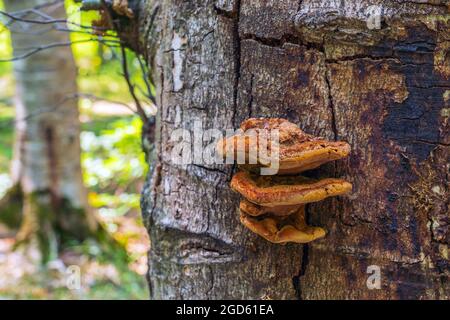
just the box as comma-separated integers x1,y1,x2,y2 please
137,0,449,299
1,0,97,261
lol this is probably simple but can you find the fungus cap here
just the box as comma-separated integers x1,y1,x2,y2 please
217,118,350,174
231,171,352,207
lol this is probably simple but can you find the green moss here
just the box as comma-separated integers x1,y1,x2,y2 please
16,190,129,265
16,191,58,263
0,105,14,172
0,184,23,228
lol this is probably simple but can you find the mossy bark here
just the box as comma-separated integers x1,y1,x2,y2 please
10,190,122,264
0,184,23,229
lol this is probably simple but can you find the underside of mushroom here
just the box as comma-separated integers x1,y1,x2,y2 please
219,118,353,244
240,205,326,244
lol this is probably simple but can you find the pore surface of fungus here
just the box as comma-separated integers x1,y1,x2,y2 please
240,205,326,244
219,118,353,244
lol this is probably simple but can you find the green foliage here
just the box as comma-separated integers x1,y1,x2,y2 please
65,0,150,103
0,261,148,300
0,105,14,172
0,0,12,76
81,116,146,216
0,0,149,103
0,0,148,214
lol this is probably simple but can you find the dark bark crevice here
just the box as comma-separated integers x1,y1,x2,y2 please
189,164,229,177
150,225,245,265
206,265,215,298
231,0,242,128
247,73,254,118
324,66,338,141
142,4,160,62
213,5,238,19
296,206,312,300
240,33,325,53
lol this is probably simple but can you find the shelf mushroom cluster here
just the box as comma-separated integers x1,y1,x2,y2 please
217,118,352,244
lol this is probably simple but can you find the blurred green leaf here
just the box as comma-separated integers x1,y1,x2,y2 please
81,116,146,215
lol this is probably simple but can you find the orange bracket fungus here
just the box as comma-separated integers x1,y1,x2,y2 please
218,118,351,174
218,118,352,244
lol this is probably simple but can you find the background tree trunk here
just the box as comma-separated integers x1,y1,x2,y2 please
1,0,97,261
138,0,449,299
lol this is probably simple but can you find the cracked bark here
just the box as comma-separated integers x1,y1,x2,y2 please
137,0,449,299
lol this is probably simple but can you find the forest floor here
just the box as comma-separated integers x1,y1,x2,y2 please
0,216,149,299
0,101,150,300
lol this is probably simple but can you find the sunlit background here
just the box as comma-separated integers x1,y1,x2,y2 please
0,0,151,299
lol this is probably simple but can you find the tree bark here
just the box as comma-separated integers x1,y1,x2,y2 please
137,0,449,299
1,0,97,261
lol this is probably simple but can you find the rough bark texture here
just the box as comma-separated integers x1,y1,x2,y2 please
2,0,95,259
139,0,449,299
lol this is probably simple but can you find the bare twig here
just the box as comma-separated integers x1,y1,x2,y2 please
0,92,141,130
75,0,109,11
0,38,121,62
4,20,117,37
137,55,156,105
75,92,139,114
0,0,156,127
0,9,99,31
0,94,80,130
96,0,150,122
120,44,149,122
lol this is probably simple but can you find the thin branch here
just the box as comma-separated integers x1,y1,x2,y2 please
120,44,149,122
75,92,139,115
97,0,149,122
0,0,155,128
136,84,156,106
0,9,107,32
0,38,121,62
75,0,110,11
0,94,80,130
0,92,141,130
137,55,157,105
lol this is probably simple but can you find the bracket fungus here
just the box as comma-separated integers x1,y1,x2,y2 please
218,118,351,174
219,118,352,244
